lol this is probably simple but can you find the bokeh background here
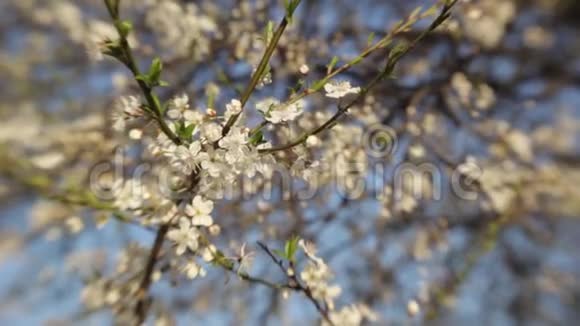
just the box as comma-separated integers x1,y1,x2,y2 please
1,0,580,325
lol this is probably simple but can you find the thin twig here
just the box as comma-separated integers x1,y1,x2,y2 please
249,0,458,138
102,2,188,323
259,1,457,154
257,241,334,325
221,0,302,136
134,223,170,324
104,1,182,145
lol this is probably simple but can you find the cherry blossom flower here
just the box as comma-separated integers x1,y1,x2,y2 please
256,98,304,124
185,195,214,226
300,261,342,310
324,81,361,98
407,299,420,316
169,141,209,175
218,127,249,164
225,99,242,119
182,261,206,279
234,243,255,274
167,94,204,127
325,304,378,326
112,96,143,131
113,179,151,211
200,148,227,178
85,20,118,61
201,245,218,262
167,94,190,119
200,122,221,142
167,218,200,255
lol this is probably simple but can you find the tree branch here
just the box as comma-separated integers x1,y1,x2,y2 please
221,0,302,136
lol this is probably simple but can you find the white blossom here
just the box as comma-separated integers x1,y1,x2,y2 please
505,130,533,162
201,245,218,262
85,20,117,61
114,179,150,211
112,96,143,131
128,128,143,140
167,218,200,255
225,99,242,119
298,240,342,310
145,2,217,60
185,195,214,226
200,122,221,142
407,299,420,317
167,94,190,120
65,216,84,234
325,304,378,326
169,141,209,175
200,149,227,178
81,279,107,309
300,261,342,310
182,261,206,279
218,127,249,164
257,98,304,124
324,81,361,99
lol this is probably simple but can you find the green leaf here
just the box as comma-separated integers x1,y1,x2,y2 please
249,130,265,146
264,21,275,45
101,40,124,61
115,20,133,38
367,32,376,47
151,94,163,113
207,91,216,109
284,235,300,262
210,250,234,268
149,58,163,86
182,124,196,139
135,74,150,84
284,0,301,21
273,249,286,259
327,56,339,72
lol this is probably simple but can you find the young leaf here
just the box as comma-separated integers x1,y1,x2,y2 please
284,236,300,262
101,40,124,61
135,74,150,84
367,32,376,47
249,130,265,146
115,20,133,38
327,56,339,73
177,122,196,140
149,58,163,86
284,0,301,21
273,249,286,259
265,21,275,45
